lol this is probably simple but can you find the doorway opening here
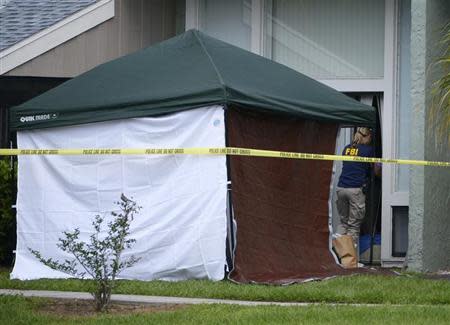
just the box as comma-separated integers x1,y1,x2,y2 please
331,93,382,265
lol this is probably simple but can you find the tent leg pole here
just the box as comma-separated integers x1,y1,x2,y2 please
369,117,379,265
224,106,235,273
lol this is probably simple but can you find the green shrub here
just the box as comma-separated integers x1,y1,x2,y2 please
429,23,450,149
29,194,141,312
0,159,16,266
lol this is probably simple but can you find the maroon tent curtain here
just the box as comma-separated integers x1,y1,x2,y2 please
227,107,351,283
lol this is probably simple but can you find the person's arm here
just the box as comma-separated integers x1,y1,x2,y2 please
369,146,382,177
374,162,382,177
364,146,380,178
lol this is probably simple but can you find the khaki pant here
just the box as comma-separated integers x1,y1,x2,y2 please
336,187,366,245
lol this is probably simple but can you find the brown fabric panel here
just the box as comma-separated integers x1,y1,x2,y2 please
227,107,350,283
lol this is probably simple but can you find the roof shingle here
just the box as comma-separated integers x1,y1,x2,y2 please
0,0,97,51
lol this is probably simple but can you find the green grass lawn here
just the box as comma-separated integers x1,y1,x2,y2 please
1,295,449,325
1,268,450,305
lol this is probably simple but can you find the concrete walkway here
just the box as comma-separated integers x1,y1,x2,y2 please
0,288,386,307
0,289,312,306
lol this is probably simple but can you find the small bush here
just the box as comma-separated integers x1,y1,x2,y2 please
30,194,141,312
0,159,16,265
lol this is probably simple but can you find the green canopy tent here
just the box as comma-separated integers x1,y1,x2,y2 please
10,30,376,284
10,30,374,130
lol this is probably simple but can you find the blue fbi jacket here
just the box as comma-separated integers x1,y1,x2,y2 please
338,144,374,188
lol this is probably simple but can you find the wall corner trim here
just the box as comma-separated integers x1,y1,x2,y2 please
0,0,115,75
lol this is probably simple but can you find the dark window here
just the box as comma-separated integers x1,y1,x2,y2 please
392,206,408,257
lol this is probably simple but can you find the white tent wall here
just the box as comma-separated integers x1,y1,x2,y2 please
11,105,228,281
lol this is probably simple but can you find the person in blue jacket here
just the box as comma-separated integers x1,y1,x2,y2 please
336,127,380,248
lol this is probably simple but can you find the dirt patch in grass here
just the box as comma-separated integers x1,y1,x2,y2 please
37,298,186,317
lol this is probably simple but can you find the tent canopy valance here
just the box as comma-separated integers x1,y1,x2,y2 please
10,30,375,131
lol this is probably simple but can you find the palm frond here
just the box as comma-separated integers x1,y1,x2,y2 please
427,21,450,151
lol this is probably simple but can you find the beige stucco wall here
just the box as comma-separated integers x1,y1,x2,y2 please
7,0,181,78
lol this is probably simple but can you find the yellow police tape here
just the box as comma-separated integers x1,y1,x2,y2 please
0,147,449,167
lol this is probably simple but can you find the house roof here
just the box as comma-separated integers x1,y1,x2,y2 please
10,30,376,131
0,0,97,51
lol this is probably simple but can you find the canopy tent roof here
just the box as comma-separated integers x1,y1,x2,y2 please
10,30,375,131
